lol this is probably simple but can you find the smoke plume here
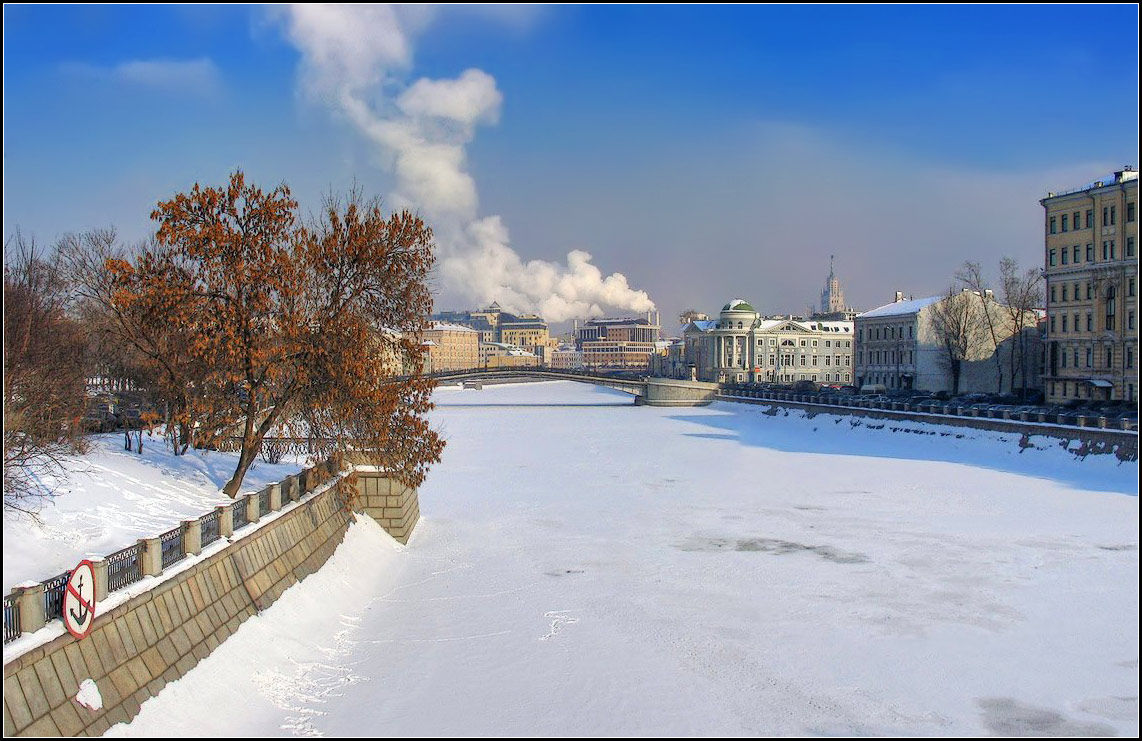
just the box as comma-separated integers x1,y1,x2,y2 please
278,4,654,322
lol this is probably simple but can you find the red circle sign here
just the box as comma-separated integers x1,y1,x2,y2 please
63,560,97,639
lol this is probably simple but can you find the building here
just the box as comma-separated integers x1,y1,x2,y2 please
422,322,479,372
575,313,660,370
549,347,585,370
681,299,854,384
433,302,552,353
479,342,539,369
1040,167,1138,403
854,291,1042,395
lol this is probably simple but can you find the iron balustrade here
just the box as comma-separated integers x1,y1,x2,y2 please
200,510,221,547
4,593,21,643
42,571,70,622
258,488,270,517
232,498,250,530
160,526,186,569
107,543,143,592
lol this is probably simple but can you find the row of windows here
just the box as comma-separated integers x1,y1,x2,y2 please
1055,346,1128,370
1048,237,1135,266
1049,381,1136,401
1048,202,1135,234
715,337,853,348
1050,276,1135,304
1049,306,1132,334
857,350,915,366
857,325,914,342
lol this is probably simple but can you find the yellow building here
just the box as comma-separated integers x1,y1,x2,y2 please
422,322,479,372
1041,167,1138,402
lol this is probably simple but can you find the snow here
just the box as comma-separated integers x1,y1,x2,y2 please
99,381,1136,736
76,678,103,711
859,295,944,318
2,433,305,592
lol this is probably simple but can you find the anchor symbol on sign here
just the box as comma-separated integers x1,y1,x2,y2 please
68,573,90,625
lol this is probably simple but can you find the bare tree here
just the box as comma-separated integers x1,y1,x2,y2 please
999,257,1044,400
956,261,1007,393
3,231,89,516
929,288,988,396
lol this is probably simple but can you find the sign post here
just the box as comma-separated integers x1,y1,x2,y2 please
62,560,97,639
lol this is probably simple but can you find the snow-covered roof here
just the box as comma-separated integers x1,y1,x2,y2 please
859,296,943,319
430,321,478,333
684,320,718,333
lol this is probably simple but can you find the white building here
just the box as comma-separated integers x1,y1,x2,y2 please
681,299,854,385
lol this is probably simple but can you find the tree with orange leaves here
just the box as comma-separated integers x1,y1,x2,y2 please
109,172,444,498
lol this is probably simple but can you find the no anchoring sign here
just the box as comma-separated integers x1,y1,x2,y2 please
63,560,97,639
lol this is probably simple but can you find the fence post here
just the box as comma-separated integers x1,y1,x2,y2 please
139,537,162,577
217,504,234,538
15,584,46,635
245,493,260,524
90,557,109,602
269,482,282,512
183,519,202,556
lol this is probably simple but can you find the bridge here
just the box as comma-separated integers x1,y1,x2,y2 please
424,368,720,407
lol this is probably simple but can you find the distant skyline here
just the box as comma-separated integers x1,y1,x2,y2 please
4,4,1139,326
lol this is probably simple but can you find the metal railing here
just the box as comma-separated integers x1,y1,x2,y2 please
42,571,71,622
232,498,250,530
107,543,143,592
160,526,186,569
258,489,270,517
201,509,222,547
3,593,20,644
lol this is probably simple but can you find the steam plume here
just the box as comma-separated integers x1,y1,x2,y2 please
278,4,654,321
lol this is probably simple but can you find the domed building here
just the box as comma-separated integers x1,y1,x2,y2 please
681,299,854,385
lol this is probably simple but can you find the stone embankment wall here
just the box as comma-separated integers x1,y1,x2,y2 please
717,394,1138,462
3,470,420,737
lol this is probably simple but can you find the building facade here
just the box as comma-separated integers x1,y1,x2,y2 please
855,291,1043,395
422,322,479,372
575,314,660,369
1041,167,1138,403
681,299,854,384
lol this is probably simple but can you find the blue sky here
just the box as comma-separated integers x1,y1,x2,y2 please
4,4,1138,323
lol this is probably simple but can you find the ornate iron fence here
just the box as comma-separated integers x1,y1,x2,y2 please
200,509,221,547
107,543,143,592
258,488,270,517
42,571,71,622
4,593,20,643
160,525,186,569
232,498,249,530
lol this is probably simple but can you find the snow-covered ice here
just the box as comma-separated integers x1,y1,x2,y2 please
103,381,1136,736
3,434,304,591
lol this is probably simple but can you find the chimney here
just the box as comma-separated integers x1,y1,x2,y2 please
984,289,994,299
894,291,904,303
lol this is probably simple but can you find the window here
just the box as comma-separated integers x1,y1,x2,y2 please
1129,202,1136,222
1073,314,1079,333
1062,249,1068,265
1074,210,1082,228
1128,347,1135,370
1103,206,1109,226
1087,312,1092,331
1129,311,1135,331
825,340,831,348
1049,248,1057,266
1110,205,1116,225
1087,282,1093,300
1050,285,1057,303
1102,241,1109,260
1062,315,1068,332
1086,243,1094,261
1062,214,1069,231
812,340,818,347
1129,237,1135,258
799,356,806,366
1086,209,1094,228
825,356,831,366
1073,245,1080,263
1106,285,1117,331
1050,216,1057,234
858,329,863,341
1062,284,1068,301
1050,315,1056,332
1110,240,1116,259
1086,348,1092,368
1074,349,1081,368
1130,278,1136,297
1074,282,1080,300
1061,351,1067,368
799,339,806,347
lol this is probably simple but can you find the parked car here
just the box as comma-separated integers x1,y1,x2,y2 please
792,380,820,393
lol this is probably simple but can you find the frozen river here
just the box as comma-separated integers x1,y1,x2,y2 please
113,381,1139,736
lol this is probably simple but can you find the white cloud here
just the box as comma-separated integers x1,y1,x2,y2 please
61,58,221,96
275,3,655,322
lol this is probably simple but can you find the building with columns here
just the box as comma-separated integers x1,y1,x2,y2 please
680,299,854,384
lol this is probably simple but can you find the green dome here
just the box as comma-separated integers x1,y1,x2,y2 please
721,298,755,313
